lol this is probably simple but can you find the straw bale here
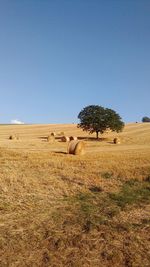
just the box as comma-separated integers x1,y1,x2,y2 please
68,140,85,155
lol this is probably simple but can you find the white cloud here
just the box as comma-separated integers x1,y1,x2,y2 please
11,119,25,125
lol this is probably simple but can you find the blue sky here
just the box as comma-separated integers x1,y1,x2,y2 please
0,0,150,124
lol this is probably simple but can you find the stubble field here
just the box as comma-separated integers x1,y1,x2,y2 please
0,122,150,267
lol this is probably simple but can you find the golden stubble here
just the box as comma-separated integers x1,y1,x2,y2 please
0,122,150,266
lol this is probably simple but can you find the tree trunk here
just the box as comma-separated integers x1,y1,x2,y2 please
96,131,99,139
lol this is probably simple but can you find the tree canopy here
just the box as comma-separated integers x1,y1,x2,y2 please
142,116,150,122
78,105,124,139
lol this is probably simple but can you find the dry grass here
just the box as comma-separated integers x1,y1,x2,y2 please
0,123,150,266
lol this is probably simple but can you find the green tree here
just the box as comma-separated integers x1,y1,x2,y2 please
142,116,150,122
78,105,124,139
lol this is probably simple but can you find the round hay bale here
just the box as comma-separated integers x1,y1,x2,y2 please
61,136,70,142
50,132,56,136
57,131,65,136
47,135,55,142
68,140,85,155
9,135,16,140
70,136,78,141
16,135,19,140
114,137,120,144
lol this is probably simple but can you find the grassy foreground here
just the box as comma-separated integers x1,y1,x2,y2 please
0,123,150,266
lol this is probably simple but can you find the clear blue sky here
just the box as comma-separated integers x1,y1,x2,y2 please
0,0,150,124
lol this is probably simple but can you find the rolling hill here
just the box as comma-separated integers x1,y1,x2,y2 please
0,122,150,266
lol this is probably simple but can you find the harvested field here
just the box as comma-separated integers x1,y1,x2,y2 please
0,123,150,266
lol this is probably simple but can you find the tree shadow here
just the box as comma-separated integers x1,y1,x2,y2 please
77,136,97,141
77,136,110,142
